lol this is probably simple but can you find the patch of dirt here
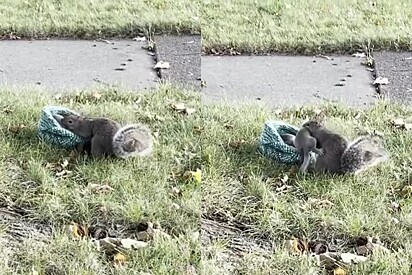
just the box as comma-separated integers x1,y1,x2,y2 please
201,214,274,272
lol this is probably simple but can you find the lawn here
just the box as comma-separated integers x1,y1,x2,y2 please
200,100,412,274
0,0,201,39
202,0,412,54
0,84,201,274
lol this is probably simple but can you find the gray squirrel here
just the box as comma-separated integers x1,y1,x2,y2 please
281,128,324,174
301,120,389,175
53,113,153,159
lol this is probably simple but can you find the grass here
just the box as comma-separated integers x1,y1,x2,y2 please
0,84,201,274
2,84,412,274
0,0,200,39
201,0,412,54
201,100,412,274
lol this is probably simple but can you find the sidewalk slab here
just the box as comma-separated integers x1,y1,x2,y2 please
154,35,201,90
201,55,378,108
373,51,412,104
0,40,158,92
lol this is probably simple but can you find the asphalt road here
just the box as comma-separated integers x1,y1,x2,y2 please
0,39,158,93
373,51,412,104
201,54,378,108
154,35,201,91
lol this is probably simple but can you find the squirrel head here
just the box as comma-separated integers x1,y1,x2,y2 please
302,120,322,129
54,113,85,132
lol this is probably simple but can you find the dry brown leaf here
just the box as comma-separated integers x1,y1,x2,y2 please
2,106,13,114
352,52,366,58
184,107,196,115
333,267,347,275
340,252,368,264
229,139,246,149
390,118,412,130
9,124,27,134
61,159,69,168
373,77,389,85
120,238,148,250
132,36,146,42
285,238,308,254
154,61,170,69
92,92,102,100
170,186,181,196
186,265,197,275
135,222,171,242
68,222,88,239
193,126,204,134
171,102,186,111
89,183,114,194
390,201,401,212
113,252,126,267
307,198,334,209
355,236,389,256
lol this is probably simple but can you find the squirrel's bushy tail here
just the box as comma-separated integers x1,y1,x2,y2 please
340,136,389,174
112,124,153,159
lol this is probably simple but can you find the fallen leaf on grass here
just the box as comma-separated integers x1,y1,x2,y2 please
2,106,13,114
229,139,246,149
182,169,202,184
333,267,347,275
285,238,308,254
68,222,88,239
135,222,171,242
113,252,126,267
352,52,366,58
185,107,196,115
88,183,114,194
340,252,368,264
193,126,204,134
306,198,334,209
170,102,197,115
9,124,27,134
355,236,389,256
186,265,197,275
373,77,389,85
314,252,367,270
92,92,102,100
154,61,170,69
132,36,146,42
390,118,412,130
171,102,186,111
95,237,148,254
390,201,401,212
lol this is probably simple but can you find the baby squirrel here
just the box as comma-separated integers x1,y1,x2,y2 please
302,120,389,175
53,113,153,159
281,128,324,174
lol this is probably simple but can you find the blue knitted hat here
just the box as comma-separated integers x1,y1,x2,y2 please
37,106,86,149
258,120,316,166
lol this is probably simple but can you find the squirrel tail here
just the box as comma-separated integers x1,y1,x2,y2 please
340,135,389,175
112,124,153,159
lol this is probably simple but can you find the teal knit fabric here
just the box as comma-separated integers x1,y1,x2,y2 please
37,106,86,149
258,120,316,166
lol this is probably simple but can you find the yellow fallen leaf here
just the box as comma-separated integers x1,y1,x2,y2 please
113,252,126,266
333,267,347,275
69,222,88,238
190,169,202,183
286,238,308,254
